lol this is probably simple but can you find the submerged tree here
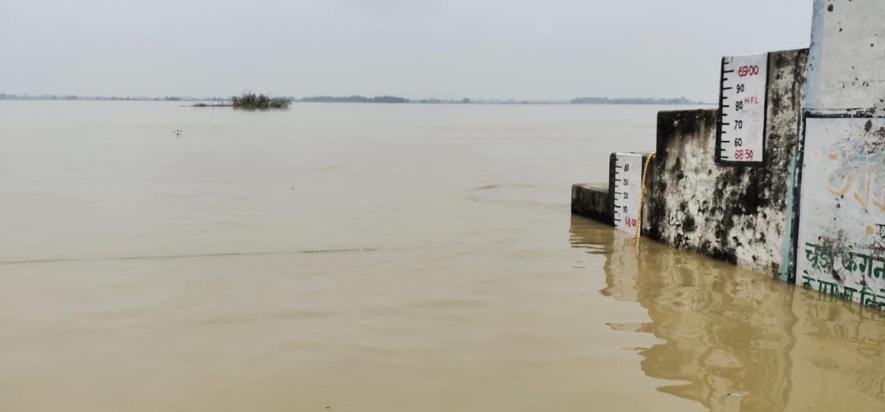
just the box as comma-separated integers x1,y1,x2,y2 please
231,92,290,109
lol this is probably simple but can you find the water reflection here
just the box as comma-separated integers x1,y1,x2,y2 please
570,217,885,412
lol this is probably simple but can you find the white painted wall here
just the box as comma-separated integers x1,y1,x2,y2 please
805,0,885,113
796,117,885,305
795,0,885,306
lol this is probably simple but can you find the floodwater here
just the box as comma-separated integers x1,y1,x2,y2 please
0,101,882,411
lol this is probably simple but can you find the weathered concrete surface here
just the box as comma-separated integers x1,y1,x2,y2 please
805,0,885,115
793,0,885,305
571,183,612,224
641,49,808,278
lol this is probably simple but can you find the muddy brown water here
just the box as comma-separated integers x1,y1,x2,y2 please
0,101,882,411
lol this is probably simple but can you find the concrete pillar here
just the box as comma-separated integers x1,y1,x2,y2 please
793,0,885,306
805,0,885,114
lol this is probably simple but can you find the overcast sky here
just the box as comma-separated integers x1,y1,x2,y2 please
1,0,813,101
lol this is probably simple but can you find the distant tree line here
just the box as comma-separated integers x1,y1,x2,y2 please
298,95,410,104
0,93,708,106
570,96,701,105
0,93,226,102
287,95,704,105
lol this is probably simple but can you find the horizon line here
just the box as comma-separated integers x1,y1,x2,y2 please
0,92,712,105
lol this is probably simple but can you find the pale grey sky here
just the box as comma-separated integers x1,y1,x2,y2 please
0,0,813,101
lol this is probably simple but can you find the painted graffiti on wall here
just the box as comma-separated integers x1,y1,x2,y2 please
796,115,885,309
717,53,768,164
612,153,644,234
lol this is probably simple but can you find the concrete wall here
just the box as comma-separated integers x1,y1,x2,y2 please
641,50,808,278
805,0,885,114
571,183,611,224
571,1,885,301
793,0,885,306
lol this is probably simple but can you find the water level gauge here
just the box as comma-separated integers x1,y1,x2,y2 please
716,53,769,165
611,152,644,234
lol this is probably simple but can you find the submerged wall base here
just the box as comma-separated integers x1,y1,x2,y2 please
571,183,612,225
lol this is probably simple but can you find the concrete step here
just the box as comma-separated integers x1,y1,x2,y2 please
571,183,611,224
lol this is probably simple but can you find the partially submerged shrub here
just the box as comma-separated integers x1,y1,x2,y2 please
232,93,290,109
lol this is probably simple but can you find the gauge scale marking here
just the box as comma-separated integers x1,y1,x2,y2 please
717,53,769,164
612,153,644,234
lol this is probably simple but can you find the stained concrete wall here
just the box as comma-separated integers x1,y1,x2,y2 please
570,1,885,297
641,50,808,278
571,183,611,224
